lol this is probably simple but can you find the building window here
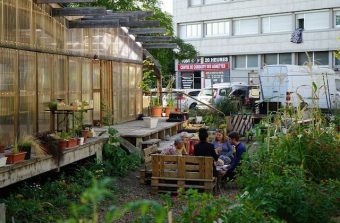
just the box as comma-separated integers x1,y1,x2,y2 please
314,52,329,65
335,11,340,27
205,0,227,5
234,55,258,69
234,55,246,69
298,52,329,66
279,53,292,64
296,11,330,30
264,54,277,65
247,55,258,68
205,20,230,37
262,15,292,33
263,53,292,65
233,18,258,35
190,0,202,6
179,23,202,39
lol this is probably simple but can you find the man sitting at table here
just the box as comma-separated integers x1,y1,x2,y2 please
225,131,246,180
194,128,219,176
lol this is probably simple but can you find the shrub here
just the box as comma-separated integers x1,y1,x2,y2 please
102,128,141,176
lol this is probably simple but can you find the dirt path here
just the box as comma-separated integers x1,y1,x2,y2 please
112,170,240,222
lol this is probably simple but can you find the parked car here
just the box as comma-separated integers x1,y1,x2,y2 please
161,89,201,111
196,82,259,108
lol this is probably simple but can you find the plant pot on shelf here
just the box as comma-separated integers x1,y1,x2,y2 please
165,107,172,117
82,129,90,143
58,140,69,150
143,117,159,128
6,152,27,164
68,138,78,148
151,106,163,117
0,156,7,167
19,145,31,160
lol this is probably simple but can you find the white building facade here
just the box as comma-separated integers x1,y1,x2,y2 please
173,0,340,89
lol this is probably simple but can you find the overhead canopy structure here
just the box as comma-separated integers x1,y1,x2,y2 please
38,2,177,49
37,0,177,95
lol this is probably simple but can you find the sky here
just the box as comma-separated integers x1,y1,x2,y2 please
160,0,173,15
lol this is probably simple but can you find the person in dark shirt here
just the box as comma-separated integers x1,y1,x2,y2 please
194,128,219,176
225,131,246,180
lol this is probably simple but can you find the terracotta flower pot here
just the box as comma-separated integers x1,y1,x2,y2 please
165,107,172,117
151,106,163,117
6,152,27,164
58,140,69,150
82,130,90,142
68,138,78,148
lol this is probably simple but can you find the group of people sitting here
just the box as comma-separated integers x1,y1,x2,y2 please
162,128,246,180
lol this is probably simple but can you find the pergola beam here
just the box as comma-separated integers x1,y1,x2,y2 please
82,16,130,23
143,43,178,49
120,20,160,27
37,0,95,3
129,28,167,35
68,19,120,28
106,11,154,19
136,36,172,42
52,7,107,16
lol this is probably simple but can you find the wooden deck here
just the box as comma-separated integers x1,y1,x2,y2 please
0,137,107,189
96,118,184,149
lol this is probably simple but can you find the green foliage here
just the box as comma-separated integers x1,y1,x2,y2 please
48,100,58,111
237,108,340,223
214,96,239,115
140,57,157,92
176,189,230,223
61,178,167,223
101,103,114,126
1,161,108,222
102,128,141,176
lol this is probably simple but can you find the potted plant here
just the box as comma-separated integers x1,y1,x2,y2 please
5,142,27,164
165,97,175,117
56,132,71,150
151,97,162,117
18,141,32,160
48,100,58,111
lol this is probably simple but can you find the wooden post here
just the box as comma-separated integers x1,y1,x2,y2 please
0,203,5,223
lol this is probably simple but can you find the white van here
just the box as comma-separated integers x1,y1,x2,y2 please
260,65,340,109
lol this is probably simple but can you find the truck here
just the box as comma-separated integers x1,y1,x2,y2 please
259,65,340,112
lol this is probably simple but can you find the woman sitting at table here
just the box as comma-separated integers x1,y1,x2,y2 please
194,128,219,176
212,129,233,165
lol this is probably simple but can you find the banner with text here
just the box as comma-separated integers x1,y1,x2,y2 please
178,62,230,71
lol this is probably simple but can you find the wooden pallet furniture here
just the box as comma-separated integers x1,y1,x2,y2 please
151,155,215,194
139,144,159,184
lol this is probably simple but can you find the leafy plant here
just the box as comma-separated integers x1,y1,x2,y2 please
49,100,58,111
102,128,141,176
151,97,162,107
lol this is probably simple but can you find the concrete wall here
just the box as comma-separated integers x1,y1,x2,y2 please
174,0,340,85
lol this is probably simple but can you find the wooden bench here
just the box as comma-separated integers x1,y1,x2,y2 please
151,155,216,194
141,138,161,149
139,144,159,184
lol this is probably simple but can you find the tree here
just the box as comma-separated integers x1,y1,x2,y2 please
70,0,198,87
